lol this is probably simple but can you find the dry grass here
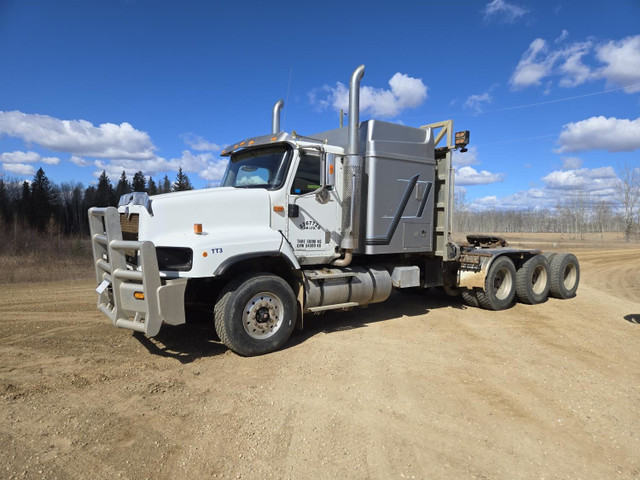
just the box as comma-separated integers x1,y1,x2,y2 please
0,253,94,285
0,226,94,285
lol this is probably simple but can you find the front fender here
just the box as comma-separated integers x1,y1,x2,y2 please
182,226,300,277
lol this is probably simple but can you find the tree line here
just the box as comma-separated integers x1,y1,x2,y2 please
454,180,639,242
0,167,194,237
1,163,638,244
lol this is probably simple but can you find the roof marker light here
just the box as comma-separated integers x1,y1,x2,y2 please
194,223,203,235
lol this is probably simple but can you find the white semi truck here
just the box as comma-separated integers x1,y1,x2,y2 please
89,65,580,356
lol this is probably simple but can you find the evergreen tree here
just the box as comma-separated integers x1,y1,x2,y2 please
0,178,10,224
83,185,97,212
19,181,32,223
173,167,193,191
115,171,131,200
95,170,114,207
147,177,158,195
161,175,171,193
132,171,146,192
30,168,55,232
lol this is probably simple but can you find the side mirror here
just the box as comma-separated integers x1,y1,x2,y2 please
322,152,335,188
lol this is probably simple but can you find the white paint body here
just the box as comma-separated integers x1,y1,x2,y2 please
121,141,346,278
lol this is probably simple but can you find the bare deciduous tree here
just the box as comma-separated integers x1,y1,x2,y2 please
615,164,640,242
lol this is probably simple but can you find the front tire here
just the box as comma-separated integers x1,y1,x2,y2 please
214,273,297,356
476,256,516,311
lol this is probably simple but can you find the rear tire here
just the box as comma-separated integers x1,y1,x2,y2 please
548,253,580,299
461,289,479,308
476,256,516,311
214,273,297,356
516,255,550,304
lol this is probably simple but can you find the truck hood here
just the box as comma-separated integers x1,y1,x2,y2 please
139,187,272,245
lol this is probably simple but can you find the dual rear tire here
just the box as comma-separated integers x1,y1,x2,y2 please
463,253,580,311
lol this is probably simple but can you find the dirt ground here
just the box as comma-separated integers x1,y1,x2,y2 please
1,239,639,479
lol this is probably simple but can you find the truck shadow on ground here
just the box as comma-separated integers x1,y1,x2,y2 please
133,323,226,364
132,289,467,363
624,314,640,324
288,288,465,349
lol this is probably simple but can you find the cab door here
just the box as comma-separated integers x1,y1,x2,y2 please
286,150,340,263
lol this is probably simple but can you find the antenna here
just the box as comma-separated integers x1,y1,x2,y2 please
283,66,293,131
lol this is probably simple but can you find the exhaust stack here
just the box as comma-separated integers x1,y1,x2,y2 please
272,99,284,134
340,65,365,253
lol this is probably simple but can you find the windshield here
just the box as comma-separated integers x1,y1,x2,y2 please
221,145,291,189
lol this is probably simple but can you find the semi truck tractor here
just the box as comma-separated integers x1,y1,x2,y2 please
88,65,580,356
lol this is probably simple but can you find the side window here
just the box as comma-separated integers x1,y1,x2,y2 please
290,153,321,195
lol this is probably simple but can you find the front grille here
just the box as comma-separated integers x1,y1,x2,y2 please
120,213,139,241
120,213,140,265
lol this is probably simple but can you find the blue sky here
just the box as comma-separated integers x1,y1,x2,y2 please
0,0,638,210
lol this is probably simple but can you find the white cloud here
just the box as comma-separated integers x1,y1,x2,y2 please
455,166,504,186
0,110,156,160
0,150,60,165
471,189,549,211
555,30,569,44
2,163,36,176
180,133,221,152
543,167,617,192
200,160,228,182
595,35,640,93
464,93,492,113
469,166,624,211
510,34,640,92
510,38,554,89
510,38,593,89
561,156,583,169
70,155,88,166
483,0,529,23
557,116,640,153
313,72,428,118
93,149,228,184
452,146,479,167
557,42,593,87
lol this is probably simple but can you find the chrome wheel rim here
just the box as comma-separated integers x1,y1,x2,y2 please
242,292,284,339
494,267,513,300
563,264,577,290
532,265,548,295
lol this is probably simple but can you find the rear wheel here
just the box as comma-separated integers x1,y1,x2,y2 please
461,289,479,308
476,256,516,311
548,253,580,299
214,273,297,356
516,255,550,304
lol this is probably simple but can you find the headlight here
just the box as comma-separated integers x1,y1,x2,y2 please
156,247,193,271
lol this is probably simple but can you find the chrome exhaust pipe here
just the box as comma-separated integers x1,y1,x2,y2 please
272,99,284,134
347,65,365,155
340,65,365,256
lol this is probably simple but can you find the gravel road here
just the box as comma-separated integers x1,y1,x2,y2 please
1,246,639,479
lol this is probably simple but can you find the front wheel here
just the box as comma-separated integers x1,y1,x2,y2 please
476,256,516,311
214,273,297,356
